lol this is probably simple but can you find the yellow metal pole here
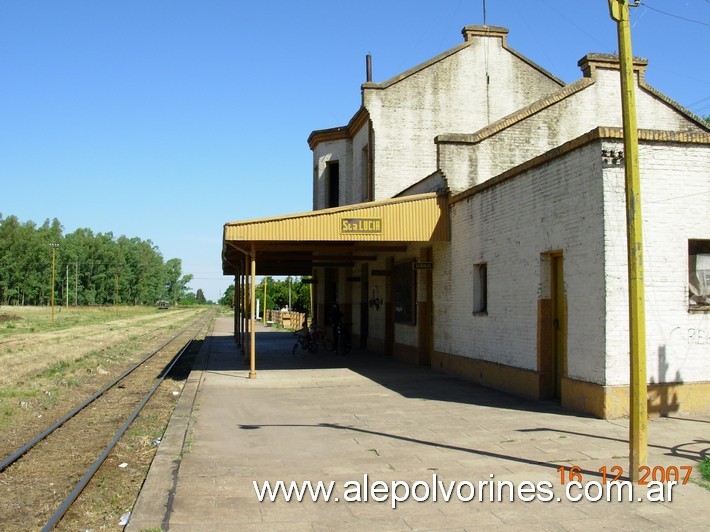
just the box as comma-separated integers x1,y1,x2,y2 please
249,244,257,379
242,257,248,356
239,272,242,342
263,276,268,325
608,0,647,483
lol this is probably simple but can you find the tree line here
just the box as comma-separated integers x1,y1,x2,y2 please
0,214,194,306
219,276,311,314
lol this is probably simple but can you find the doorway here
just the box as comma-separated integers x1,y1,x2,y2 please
550,254,566,399
539,252,566,400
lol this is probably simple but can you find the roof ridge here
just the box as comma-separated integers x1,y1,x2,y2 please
224,192,441,227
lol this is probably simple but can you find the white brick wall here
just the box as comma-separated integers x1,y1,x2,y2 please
435,141,608,382
436,136,710,387
438,66,708,194
305,26,710,393
312,140,352,210
364,34,562,200
351,126,370,204
603,140,710,385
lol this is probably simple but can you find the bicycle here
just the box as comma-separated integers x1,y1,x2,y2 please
292,330,318,355
311,326,334,352
335,322,351,356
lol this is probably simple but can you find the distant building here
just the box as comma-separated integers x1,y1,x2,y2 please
223,25,710,418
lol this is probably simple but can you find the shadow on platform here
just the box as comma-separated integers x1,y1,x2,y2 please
205,326,575,418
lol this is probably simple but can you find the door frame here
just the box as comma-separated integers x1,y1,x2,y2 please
538,251,566,400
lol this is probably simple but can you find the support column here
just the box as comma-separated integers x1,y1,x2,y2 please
417,247,433,366
249,244,257,379
242,256,248,357
384,257,394,356
238,272,239,345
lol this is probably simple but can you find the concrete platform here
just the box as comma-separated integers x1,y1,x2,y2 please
127,317,709,531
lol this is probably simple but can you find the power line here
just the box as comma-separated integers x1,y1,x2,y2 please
688,95,710,107
639,1,710,27
538,0,609,50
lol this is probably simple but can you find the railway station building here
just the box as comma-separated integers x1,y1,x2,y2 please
222,25,710,419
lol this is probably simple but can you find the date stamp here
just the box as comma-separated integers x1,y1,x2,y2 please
553,465,685,502
557,465,692,485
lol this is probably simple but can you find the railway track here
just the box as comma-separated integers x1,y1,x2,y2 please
0,311,215,530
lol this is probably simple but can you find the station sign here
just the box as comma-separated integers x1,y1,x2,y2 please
413,262,433,270
340,217,382,234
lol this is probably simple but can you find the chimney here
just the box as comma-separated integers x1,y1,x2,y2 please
578,53,648,81
366,53,372,82
461,25,509,44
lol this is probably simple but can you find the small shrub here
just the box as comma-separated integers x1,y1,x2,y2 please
40,360,70,378
700,457,710,482
0,386,23,399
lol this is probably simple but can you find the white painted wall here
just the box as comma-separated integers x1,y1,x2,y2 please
435,136,710,387
312,139,352,210
438,65,708,194
435,141,607,382
363,32,563,200
603,140,710,385
351,125,370,204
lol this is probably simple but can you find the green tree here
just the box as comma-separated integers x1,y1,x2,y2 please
254,276,311,315
219,284,235,307
196,288,206,304
0,214,195,307
164,258,193,305
180,292,198,305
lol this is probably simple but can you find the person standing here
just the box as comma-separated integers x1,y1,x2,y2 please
330,303,343,353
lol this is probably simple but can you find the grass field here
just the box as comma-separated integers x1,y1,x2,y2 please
0,305,216,530
0,305,210,433
0,305,168,335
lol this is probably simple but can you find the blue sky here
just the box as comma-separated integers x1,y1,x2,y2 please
1,1,708,301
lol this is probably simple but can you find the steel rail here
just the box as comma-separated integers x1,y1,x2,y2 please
42,315,212,531
0,313,209,472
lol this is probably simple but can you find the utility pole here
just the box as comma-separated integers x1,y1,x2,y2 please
115,270,119,311
608,0,647,483
75,262,78,306
49,243,59,325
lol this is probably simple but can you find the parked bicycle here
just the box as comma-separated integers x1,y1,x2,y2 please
335,322,351,355
311,326,334,352
292,330,318,354
292,320,319,355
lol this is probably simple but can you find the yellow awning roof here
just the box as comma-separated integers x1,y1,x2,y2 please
222,192,449,275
